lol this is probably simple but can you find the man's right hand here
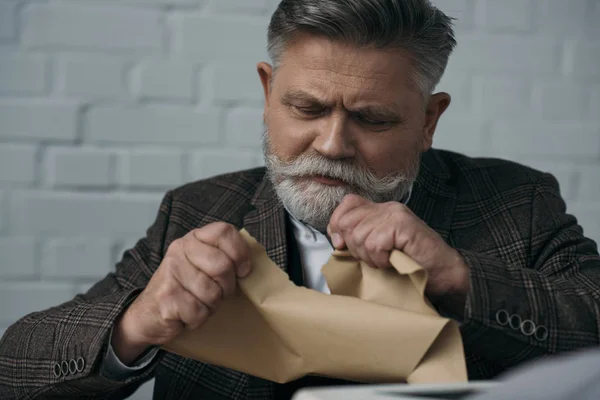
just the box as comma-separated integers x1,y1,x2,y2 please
111,222,252,365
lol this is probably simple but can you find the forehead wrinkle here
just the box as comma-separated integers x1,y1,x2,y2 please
308,74,403,112
302,56,389,81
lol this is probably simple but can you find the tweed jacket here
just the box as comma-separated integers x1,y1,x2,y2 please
2,149,600,400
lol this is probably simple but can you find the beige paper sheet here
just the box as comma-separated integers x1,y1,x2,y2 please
163,229,467,384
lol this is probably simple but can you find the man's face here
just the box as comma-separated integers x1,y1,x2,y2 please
258,33,449,231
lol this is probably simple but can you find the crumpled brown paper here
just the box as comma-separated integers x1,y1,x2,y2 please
163,229,467,384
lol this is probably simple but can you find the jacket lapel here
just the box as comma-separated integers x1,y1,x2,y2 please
242,176,289,271
241,176,286,399
407,150,457,243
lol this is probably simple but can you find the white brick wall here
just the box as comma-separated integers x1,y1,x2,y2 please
0,1,599,398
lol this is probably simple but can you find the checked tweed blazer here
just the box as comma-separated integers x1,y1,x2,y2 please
2,149,600,400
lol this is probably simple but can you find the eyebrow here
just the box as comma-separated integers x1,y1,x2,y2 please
280,90,329,106
349,105,403,122
281,89,403,122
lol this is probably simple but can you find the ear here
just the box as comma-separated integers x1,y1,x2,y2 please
422,92,451,151
257,62,274,122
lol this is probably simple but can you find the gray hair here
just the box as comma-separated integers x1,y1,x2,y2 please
267,0,456,96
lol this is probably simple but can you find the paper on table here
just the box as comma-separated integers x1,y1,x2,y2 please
163,229,467,384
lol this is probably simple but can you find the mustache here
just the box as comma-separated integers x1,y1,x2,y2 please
265,152,409,194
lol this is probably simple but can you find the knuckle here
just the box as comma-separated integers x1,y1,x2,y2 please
364,238,379,253
337,216,351,232
166,239,183,256
195,274,222,307
350,229,363,244
157,292,178,322
185,302,209,330
213,253,235,275
204,287,222,308
344,193,359,202
212,221,234,235
229,246,248,266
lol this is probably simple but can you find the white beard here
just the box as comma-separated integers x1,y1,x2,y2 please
263,131,420,232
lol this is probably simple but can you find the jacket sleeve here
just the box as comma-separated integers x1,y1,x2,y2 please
457,173,600,369
0,191,174,400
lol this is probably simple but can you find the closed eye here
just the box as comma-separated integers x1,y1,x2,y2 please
294,105,328,118
353,113,395,127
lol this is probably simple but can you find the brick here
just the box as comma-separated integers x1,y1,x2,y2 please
591,86,600,121
0,237,37,278
567,203,600,245
119,150,185,188
534,83,588,120
0,53,47,94
87,106,219,146
43,147,115,188
451,36,557,73
535,0,587,36
174,15,269,61
432,118,488,157
587,2,600,39
0,191,6,235
23,4,162,52
471,75,531,117
0,282,74,325
490,122,600,158
577,165,600,202
0,101,78,141
225,108,264,147
41,238,113,279
10,190,162,238
136,61,194,101
213,63,265,103
189,150,261,179
566,41,600,78
0,3,17,40
62,57,125,100
210,0,269,15
475,0,533,32
0,144,37,184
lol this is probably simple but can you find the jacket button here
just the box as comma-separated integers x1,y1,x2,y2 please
69,359,78,375
76,357,86,373
535,325,548,341
521,319,536,336
53,362,62,378
509,314,522,330
61,361,70,377
495,309,509,326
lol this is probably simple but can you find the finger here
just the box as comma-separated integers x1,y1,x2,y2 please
193,223,252,278
174,289,212,331
343,217,380,268
171,257,229,310
328,194,371,239
363,226,395,268
180,237,237,298
330,204,374,249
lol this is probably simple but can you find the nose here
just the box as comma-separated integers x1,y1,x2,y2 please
312,112,356,159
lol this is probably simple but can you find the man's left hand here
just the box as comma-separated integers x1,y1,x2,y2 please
327,194,470,312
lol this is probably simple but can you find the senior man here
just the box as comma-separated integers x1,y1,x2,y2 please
2,0,600,399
